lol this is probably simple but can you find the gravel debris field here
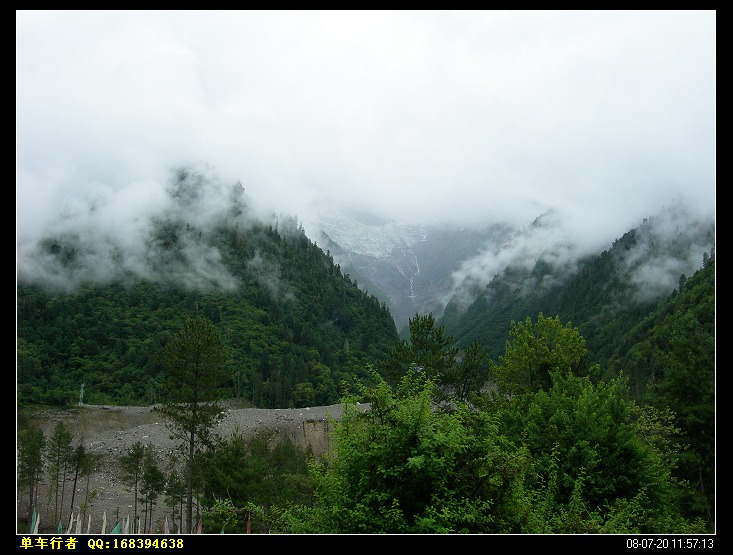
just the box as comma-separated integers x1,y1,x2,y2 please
18,402,366,534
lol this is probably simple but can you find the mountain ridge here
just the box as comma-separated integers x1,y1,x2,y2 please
313,202,713,338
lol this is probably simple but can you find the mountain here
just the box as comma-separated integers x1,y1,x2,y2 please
313,202,715,357
17,171,716,531
315,211,514,333
16,169,399,409
438,203,715,367
18,160,714,412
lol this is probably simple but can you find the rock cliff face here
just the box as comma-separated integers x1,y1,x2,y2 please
298,419,334,458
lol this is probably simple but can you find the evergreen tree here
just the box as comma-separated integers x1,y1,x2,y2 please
643,311,715,527
139,445,165,532
67,443,93,527
45,421,73,528
443,340,491,402
157,314,232,533
120,442,145,529
197,433,313,533
163,463,186,534
17,425,46,527
381,313,458,389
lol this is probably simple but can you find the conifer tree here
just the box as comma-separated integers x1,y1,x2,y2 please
120,442,145,530
157,314,231,533
382,313,458,387
17,425,46,526
45,421,73,528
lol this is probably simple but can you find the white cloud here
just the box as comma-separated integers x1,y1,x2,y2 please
17,10,715,266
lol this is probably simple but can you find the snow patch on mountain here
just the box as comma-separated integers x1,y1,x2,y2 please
317,216,428,259
314,212,516,331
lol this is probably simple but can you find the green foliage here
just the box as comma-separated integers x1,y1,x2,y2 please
197,433,314,533
120,442,146,526
18,305,712,534
17,425,46,528
492,313,597,397
45,421,74,526
380,313,487,402
519,372,696,532
157,314,232,533
271,312,708,534
159,314,231,396
158,315,231,447
606,258,715,526
444,340,491,403
139,445,166,532
203,498,267,534
481,312,709,532
17,211,399,409
278,367,531,533
440,213,714,376
16,177,714,533
381,313,458,384
163,464,186,532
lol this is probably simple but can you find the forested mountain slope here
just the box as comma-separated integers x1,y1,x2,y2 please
436,209,715,527
606,255,715,524
16,170,399,409
439,206,715,372
16,171,716,532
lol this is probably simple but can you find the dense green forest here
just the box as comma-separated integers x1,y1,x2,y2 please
20,282,714,533
16,219,398,409
202,252,715,533
439,209,715,371
433,227,716,532
16,170,715,533
17,258,715,534
17,170,399,409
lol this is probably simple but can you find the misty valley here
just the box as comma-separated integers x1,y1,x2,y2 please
17,169,715,534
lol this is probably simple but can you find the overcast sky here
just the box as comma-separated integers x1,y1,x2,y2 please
17,10,715,260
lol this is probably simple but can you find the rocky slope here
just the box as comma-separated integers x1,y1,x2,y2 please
18,402,366,534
